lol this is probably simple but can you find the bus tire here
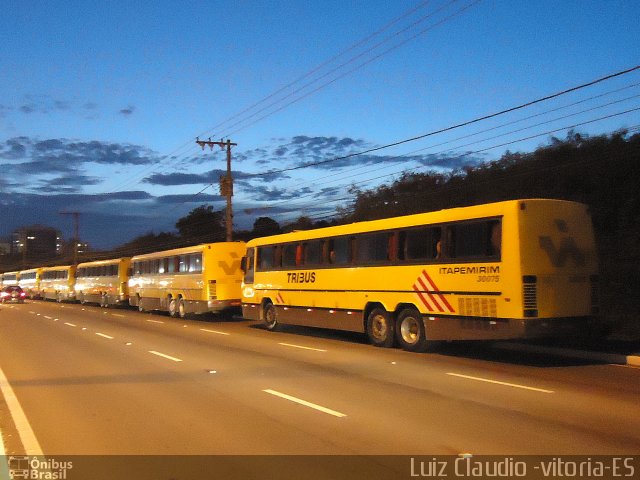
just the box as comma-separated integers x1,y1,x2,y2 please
177,299,186,319
169,298,178,317
366,307,395,348
396,308,428,352
263,302,279,331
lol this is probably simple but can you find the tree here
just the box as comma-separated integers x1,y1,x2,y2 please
252,217,281,236
175,205,225,242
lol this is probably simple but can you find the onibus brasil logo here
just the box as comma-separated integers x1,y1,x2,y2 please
8,456,73,480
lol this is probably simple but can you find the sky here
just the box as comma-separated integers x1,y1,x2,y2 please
1,0,639,250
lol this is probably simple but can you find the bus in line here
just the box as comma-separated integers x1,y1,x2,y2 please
241,199,598,351
128,242,246,317
39,265,77,302
76,257,131,307
18,268,42,299
1,271,19,287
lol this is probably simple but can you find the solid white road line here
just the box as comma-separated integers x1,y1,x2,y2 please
200,328,230,336
446,372,554,393
262,389,347,418
278,342,327,352
148,351,183,362
95,333,114,339
0,365,43,455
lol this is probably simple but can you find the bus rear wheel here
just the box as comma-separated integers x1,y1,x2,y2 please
169,298,178,317
396,308,427,352
263,302,278,331
366,307,394,347
177,299,186,318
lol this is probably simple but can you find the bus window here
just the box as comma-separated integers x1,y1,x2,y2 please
244,248,255,283
489,220,501,257
448,220,501,259
179,255,189,273
282,244,297,268
258,246,276,270
189,253,202,273
403,227,442,261
304,241,322,266
329,237,351,265
356,232,391,264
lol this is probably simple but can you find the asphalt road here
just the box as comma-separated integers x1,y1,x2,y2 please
1,300,639,477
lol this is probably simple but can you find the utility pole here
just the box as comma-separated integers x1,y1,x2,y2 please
59,211,81,266
196,138,237,242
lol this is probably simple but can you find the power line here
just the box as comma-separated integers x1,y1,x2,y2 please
243,65,640,178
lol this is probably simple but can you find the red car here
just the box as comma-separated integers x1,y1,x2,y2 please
1,285,26,303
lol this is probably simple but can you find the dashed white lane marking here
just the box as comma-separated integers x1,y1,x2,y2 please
64,322,77,327
0,365,43,455
96,333,114,339
262,389,347,418
446,372,554,393
146,319,164,324
111,313,126,318
148,351,182,362
200,328,230,336
43,316,53,319
278,342,327,352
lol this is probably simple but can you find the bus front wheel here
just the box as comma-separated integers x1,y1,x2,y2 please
263,302,278,331
396,308,427,352
366,308,394,348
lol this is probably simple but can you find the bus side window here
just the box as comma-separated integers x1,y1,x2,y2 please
258,246,275,270
388,233,398,262
489,220,501,257
331,237,351,265
282,244,297,268
304,241,322,266
295,244,303,267
356,232,390,264
447,220,500,259
244,248,255,283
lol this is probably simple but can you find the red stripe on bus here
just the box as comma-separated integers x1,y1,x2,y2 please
416,276,445,313
422,270,455,312
412,284,436,311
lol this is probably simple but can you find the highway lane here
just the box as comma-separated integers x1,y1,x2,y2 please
1,300,639,457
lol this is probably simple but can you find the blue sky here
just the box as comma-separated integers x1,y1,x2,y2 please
1,0,639,249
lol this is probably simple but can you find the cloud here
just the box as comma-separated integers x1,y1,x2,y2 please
33,174,102,193
0,137,157,166
142,168,290,187
17,94,73,115
119,105,135,116
143,172,211,186
155,193,222,204
0,136,161,195
247,185,314,202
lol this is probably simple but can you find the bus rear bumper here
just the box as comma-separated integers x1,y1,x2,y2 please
207,299,242,312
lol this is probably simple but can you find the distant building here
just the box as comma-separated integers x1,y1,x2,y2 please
0,239,10,256
11,225,60,259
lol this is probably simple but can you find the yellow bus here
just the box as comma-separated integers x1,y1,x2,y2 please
39,265,77,302
18,268,42,299
128,242,246,317
241,199,599,351
1,271,19,286
76,258,131,307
